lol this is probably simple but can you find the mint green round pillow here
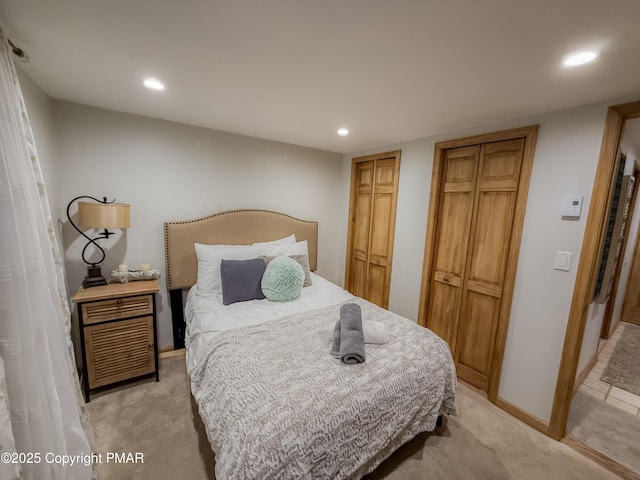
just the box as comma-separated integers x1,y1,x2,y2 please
261,256,304,302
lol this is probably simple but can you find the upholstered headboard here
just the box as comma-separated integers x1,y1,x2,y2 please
163,209,318,348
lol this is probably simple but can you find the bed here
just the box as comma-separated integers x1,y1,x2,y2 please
164,209,457,480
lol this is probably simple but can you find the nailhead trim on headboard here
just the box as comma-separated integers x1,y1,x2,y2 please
163,209,318,291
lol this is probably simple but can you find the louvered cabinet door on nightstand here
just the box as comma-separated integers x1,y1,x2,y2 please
73,280,160,402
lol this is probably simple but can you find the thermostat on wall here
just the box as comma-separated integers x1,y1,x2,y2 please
562,194,583,218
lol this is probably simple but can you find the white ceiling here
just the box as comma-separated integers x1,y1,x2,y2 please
1,0,639,154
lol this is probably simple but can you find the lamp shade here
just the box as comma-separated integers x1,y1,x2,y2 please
78,202,130,229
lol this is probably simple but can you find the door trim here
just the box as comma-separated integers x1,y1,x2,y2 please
344,150,401,308
418,125,539,403
549,101,640,440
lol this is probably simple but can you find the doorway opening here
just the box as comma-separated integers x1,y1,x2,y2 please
563,116,640,477
548,102,640,478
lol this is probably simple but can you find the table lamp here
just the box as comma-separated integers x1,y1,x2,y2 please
67,195,130,288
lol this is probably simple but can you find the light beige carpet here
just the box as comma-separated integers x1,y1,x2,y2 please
87,355,619,480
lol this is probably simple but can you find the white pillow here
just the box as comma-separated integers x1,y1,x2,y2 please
194,243,262,295
252,234,296,247
259,240,308,257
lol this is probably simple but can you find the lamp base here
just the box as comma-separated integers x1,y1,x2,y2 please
83,265,108,288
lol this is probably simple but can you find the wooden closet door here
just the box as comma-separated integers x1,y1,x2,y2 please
350,160,374,299
456,138,525,390
366,158,398,307
346,151,400,309
427,146,480,348
426,138,525,392
421,126,537,398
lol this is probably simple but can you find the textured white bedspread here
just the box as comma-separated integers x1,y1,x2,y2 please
190,296,457,480
184,273,353,374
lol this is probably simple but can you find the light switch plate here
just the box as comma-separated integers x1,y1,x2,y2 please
554,251,572,272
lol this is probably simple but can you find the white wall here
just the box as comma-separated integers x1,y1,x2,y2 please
341,100,617,423
17,69,58,219
578,302,606,376
53,101,343,349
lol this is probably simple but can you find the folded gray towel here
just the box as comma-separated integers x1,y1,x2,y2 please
328,319,388,345
330,303,365,364
330,319,341,357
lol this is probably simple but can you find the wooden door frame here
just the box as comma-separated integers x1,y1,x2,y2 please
549,101,640,440
600,161,640,339
418,125,539,403
344,150,401,308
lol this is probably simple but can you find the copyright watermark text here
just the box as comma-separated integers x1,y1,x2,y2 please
1,451,144,466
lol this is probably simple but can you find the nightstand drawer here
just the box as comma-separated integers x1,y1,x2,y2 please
84,316,155,388
81,294,153,325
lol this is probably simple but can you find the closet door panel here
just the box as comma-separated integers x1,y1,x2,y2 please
351,252,368,298
353,162,373,255
480,139,523,189
366,263,387,308
366,157,398,308
375,159,396,189
350,161,374,297
370,158,396,266
456,138,524,390
428,281,460,348
435,192,473,277
427,146,479,347
367,193,392,307
457,291,499,378
353,192,371,253
369,193,392,259
467,191,516,288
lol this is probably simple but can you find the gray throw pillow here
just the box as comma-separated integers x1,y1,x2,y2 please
260,254,312,287
220,258,266,305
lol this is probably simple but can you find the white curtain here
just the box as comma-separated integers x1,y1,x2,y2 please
0,30,92,479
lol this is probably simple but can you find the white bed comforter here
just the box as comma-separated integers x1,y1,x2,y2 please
190,294,457,480
184,273,354,374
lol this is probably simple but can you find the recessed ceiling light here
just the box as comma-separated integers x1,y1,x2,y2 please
143,77,166,91
337,128,350,136
563,50,600,67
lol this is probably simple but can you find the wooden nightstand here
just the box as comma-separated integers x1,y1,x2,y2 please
73,280,159,402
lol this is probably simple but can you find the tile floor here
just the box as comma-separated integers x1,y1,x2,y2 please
578,321,640,416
